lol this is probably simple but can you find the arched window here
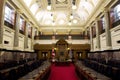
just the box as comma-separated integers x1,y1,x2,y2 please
19,17,25,34
110,2,120,28
101,16,105,30
4,4,15,29
28,24,32,38
114,4,120,21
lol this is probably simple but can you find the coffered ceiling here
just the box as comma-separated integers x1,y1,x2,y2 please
18,0,103,35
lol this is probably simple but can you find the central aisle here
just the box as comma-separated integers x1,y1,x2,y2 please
48,63,79,80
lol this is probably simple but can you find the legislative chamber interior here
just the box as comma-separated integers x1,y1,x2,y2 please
0,0,120,80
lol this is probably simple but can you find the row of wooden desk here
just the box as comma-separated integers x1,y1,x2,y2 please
84,59,120,80
0,60,47,80
18,61,51,80
75,61,112,80
0,61,34,74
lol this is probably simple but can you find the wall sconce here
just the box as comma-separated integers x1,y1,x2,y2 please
67,48,70,50
54,48,57,50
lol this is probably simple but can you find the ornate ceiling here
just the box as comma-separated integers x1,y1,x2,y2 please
19,0,103,35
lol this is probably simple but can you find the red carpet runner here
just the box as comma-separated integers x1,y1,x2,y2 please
48,63,79,80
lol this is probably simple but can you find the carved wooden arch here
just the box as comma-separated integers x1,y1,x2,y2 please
55,38,69,61
56,38,68,46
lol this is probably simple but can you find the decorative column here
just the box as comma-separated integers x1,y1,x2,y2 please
47,51,51,59
0,0,6,47
84,29,88,39
82,51,87,59
95,20,101,50
36,29,39,40
38,51,42,60
24,22,29,50
104,10,112,49
89,27,93,51
31,27,35,51
14,11,20,50
73,51,77,61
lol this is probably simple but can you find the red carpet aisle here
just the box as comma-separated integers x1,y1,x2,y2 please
48,63,79,80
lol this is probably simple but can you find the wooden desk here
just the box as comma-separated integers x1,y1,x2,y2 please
18,61,51,80
19,68,50,80
0,61,34,74
75,61,112,80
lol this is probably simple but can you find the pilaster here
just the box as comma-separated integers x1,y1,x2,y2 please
104,10,112,50
0,0,6,48
95,20,101,50
31,26,35,51
89,27,94,51
24,22,29,50
14,11,20,50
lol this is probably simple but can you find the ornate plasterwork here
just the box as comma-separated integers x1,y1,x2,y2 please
56,0,68,4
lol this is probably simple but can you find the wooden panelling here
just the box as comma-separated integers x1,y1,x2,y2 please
71,44,90,50
34,44,54,50
34,44,90,50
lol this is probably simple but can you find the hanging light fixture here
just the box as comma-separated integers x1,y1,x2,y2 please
73,19,78,23
47,5,51,10
52,21,55,26
47,0,51,10
72,0,76,9
70,14,73,19
72,5,77,9
68,21,71,25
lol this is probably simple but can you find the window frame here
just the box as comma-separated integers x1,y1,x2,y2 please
4,3,16,29
19,16,26,34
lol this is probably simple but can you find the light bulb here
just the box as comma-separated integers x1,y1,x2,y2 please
47,5,51,10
